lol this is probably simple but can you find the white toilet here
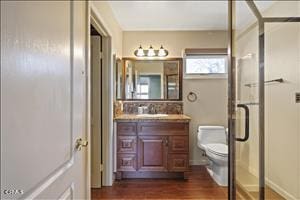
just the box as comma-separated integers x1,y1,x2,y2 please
197,126,228,186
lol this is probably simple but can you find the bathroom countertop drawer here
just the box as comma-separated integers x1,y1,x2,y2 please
117,122,137,135
137,122,189,136
117,154,137,172
117,136,137,153
168,154,189,172
169,136,189,153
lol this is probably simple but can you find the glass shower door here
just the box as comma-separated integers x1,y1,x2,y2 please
229,1,300,199
230,1,261,199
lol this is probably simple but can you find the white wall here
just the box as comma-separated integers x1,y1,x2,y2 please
123,31,228,165
236,1,300,199
265,22,300,200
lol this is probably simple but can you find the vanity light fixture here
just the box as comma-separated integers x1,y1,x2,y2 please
136,45,145,57
147,45,156,57
134,45,169,57
158,45,167,57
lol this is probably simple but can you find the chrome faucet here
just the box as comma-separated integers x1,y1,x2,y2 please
150,106,156,114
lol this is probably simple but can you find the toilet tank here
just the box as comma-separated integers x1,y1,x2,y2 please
197,126,226,148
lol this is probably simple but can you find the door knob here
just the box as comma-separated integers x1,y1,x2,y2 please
76,138,88,151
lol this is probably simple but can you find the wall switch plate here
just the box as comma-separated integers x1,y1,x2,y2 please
296,92,300,103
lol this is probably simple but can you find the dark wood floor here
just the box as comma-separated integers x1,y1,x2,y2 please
92,166,228,199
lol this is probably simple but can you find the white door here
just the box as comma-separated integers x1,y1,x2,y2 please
91,35,102,188
1,1,87,199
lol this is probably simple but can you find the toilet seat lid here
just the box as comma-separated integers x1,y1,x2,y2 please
206,143,228,156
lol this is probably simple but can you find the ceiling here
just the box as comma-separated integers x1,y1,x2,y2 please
108,1,275,31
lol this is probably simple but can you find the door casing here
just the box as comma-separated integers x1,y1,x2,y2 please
86,2,114,198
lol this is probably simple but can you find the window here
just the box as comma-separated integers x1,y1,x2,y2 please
136,77,150,99
184,55,227,78
136,83,150,99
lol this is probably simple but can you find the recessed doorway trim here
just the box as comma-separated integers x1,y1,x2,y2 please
86,2,114,199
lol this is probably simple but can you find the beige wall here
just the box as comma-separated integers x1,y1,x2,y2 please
236,1,300,199
123,31,227,57
123,31,228,165
91,1,123,57
184,79,228,165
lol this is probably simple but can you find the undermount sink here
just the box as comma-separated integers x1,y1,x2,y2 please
137,114,169,117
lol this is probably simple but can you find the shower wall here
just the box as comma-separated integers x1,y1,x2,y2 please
236,1,300,199
264,22,300,200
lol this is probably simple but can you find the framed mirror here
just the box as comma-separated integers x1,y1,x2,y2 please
116,58,182,100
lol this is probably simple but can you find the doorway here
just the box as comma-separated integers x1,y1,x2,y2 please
90,24,103,188
88,7,114,198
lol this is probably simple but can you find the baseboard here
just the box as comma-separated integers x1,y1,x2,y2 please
266,178,297,200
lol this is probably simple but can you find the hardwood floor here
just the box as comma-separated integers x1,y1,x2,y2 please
92,166,228,199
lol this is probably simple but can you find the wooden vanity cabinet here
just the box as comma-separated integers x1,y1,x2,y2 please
116,121,189,179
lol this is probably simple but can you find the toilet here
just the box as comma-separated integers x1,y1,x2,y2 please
197,126,228,186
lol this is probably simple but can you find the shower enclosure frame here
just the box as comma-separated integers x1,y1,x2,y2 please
227,1,300,200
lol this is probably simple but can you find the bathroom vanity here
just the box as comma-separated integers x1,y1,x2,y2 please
114,57,189,179
115,114,190,179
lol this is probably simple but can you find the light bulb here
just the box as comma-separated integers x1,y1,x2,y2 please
158,45,167,57
136,45,144,57
147,45,155,57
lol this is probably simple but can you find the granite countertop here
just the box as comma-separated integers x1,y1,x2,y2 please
114,114,191,122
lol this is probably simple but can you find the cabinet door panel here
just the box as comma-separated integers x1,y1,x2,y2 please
169,136,188,153
117,154,137,171
138,136,168,171
168,154,189,172
117,136,137,153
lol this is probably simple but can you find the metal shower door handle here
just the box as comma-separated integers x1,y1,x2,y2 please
236,104,250,142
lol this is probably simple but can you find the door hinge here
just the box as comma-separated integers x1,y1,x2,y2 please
296,92,300,103
100,164,104,172
99,51,103,59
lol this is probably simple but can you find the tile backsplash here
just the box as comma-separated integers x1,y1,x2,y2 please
114,101,183,116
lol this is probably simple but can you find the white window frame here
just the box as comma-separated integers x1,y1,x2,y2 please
183,54,228,79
